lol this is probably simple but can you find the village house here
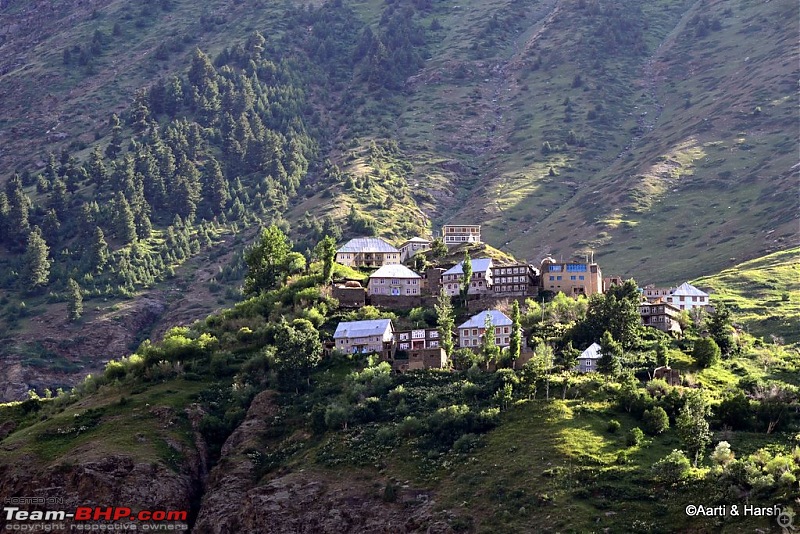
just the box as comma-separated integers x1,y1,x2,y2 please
394,328,442,352
333,319,394,356
603,275,624,291
491,262,539,296
399,237,432,262
442,258,493,296
442,224,481,246
335,237,401,268
575,342,602,373
640,299,682,335
421,267,445,295
643,282,710,311
457,309,513,350
367,264,422,296
666,282,710,311
540,257,603,297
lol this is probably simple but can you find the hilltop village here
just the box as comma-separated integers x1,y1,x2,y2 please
328,224,711,373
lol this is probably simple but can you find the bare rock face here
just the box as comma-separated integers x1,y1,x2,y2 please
0,454,199,523
193,390,454,534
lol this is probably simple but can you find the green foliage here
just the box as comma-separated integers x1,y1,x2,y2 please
460,253,472,304
244,225,291,295
572,280,643,350
66,278,83,321
692,337,721,368
435,289,455,358
508,300,522,364
676,392,711,467
607,419,621,433
597,331,622,376
626,427,644,447
272,318,322,391
652,450,691,485
642,406,669,435
313,236,337,284
21,226,50,291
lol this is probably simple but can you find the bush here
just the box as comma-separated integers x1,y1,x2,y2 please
643,407,670,435
607,419,621,433
652,450,691,485
627,427,645,447
693,337,721,368
452,433,481,453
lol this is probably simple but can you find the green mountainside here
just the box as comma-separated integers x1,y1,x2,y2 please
0,0,796,420
0,248,797,532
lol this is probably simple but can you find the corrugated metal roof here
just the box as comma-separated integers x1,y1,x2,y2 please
333,319,393,339
443,258,493,276
458,309,512,329
337,238,399,254
670,282,708,297
579,342,602,360
403,237,431,244
369,264,422,279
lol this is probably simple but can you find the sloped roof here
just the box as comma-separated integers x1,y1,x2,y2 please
671,282,708,297
402,237,431,245
337,237,399,254
579,342,602,360
334,319,393,339
443,258,493,276
369,264,422,279
458,309,512,329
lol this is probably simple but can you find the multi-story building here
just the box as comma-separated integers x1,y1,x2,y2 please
640,299,682,334
442,258,493,296
399,237,432,262
457,309,513,350
333,319,394,355
642,282,710,311
491,263,538,296
442,224,481,246
540,257,602,297
335,237,401,268
666,282,710,311
394,328,442,352
367,264,422,296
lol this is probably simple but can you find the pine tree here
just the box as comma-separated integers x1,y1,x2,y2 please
435,288,455,358
105,114,123,160
67,278,83,321
597,330,622,376
201,158,229,216
87,146,108,188
509,300,522,364
113,192,137,243
481,313,500,364
460,252,472,305
21,227,50,291
89,226,109,272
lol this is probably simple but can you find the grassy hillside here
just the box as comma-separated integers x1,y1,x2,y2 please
694,247,800,345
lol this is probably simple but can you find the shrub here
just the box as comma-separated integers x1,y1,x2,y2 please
693,337,721,368
652,450,691,484
643,407,670,435
627,427,645,447
607,419,621,433
452,433,481,453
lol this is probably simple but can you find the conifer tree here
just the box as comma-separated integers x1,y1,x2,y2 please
105,114,123,160
201,158,230,216
89,226,109,272
67,278,83,321
597,330,622,376
434,288,455,358
460,252,472,305
113,192,137,244
509,300,522,364
313,235,337,284
21,227,50,291
88,146,108,188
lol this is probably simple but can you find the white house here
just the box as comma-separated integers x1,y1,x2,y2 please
666,282,710,311
399,237,432,262
333,319,394,354
368,264,422,296
442,258,493,296
442,224,481,246
335,238,400,268
575,342,602,373
457,309,513,349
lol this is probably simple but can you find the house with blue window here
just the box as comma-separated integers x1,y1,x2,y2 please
540,257,603,297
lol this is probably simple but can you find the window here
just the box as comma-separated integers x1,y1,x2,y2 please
503,337,509,344
495,337,501,345
566,264,587,272
549,276,555,281
570,276,576,281
579,275,584,280
472,329,478,336
557,276,562,281
472,339,478,346
504,327,510,334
